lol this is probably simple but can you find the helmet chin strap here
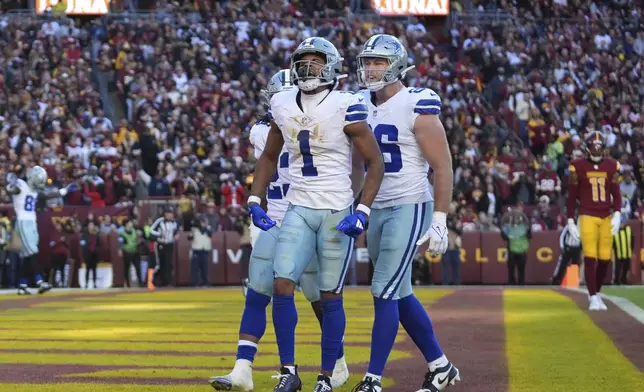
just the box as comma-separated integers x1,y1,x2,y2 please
590,155,602,162
363,65,416,92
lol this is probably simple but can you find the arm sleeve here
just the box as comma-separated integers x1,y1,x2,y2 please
611,161,622,213
566,163,578,219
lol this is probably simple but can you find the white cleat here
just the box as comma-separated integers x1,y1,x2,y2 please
330,356,350,388
208,361,254,391
588,295,602,311
596,295,608,311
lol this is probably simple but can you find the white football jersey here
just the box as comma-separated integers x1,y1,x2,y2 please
360,87,441,209
269,89,367,210
11,179,39,221
249,119,291,222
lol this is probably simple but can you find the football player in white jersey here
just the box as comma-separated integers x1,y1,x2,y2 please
208,70,349,391
351,35,460,392
247,37,384,392
6,166,74,295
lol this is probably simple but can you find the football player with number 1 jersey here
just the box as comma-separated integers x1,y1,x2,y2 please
352,34,460,392
566,131,622,311
6,166,76,295
208,70,349,391
247,37,384,392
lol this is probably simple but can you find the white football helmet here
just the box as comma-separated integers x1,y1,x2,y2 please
26,166,48,190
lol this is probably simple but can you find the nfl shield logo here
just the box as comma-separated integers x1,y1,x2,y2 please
373,110,378,117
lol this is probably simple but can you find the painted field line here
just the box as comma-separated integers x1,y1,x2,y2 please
562,287,644,326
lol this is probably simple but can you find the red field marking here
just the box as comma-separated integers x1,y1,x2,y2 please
562,289,644,372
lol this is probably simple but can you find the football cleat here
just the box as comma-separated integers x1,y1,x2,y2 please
17,287,32,295
351,376,382,392
330,356,350,388
312,374,333,392
416,362,460,392
208,364,253,391
272,366,302,392
38,282,52,294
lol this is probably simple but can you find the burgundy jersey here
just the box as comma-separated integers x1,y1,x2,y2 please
567,158,621,219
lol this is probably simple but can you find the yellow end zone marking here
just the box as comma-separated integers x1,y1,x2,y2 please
505,290,644,392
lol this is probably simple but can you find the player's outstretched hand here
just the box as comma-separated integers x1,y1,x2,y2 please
610,211,621,235
336,212,367,238
566,218,580,242
248,204,276,231
6,172,17,186
417,212,448,256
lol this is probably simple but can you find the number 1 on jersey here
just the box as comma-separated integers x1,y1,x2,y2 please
297,130,318,177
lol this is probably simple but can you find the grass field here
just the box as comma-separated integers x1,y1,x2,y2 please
0,287,642,392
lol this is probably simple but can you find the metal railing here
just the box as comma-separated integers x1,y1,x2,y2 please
451,10,513,28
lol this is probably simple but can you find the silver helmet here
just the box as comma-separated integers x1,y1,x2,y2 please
261,69,297,105
290,37,345,91
357,34,414,92
26,165,48,190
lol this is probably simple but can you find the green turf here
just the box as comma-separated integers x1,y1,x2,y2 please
602,287,644,310
505,289,644,392
0,288,452,392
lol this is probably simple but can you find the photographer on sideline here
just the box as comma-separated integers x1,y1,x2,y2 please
188,215,212,287
551,218,582,285
501,209,532,286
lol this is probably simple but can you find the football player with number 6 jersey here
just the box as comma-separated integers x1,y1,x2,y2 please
208,70,349,392
351,34,460,392
247,37,384,392
6,166,76,295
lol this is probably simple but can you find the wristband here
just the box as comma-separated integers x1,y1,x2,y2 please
432,211,447,226
248,195,261,206
356,204,371,217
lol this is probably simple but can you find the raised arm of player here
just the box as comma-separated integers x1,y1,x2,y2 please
565,163,581,240
344,121,384,209
414,115,453,214
610,161,623,234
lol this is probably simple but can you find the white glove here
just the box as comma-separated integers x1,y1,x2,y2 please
566,218,580,243
564,231,580,247
417,211,449,256
611,211,621,235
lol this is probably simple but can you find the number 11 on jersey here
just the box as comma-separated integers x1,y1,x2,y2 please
297,130,318,177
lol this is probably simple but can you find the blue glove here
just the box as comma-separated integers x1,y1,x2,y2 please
336,212,367,238
249,204,276,231
66,183,80,193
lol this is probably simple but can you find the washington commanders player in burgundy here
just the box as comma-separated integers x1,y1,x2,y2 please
566,131,622,311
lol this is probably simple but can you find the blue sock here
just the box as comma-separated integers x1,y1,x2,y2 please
35,274,43,284
19,279,27,287
367,297,400,376
399,294,443,362
237,288,271,362
321,297,346,372
237,341,258,362
313,302,345,360
272,294,298,365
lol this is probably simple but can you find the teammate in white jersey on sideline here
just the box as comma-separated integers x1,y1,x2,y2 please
351,34,460,392
247,37,384,392
6,166,76,295
208,70,349,392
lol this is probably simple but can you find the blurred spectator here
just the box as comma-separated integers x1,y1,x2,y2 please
48,222,70,287
188,214,212,288
80,220,101,289
442,216,462,285
501,210,532,286
119,220,143,288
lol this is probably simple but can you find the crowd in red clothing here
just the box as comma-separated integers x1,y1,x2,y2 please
0,1,642,233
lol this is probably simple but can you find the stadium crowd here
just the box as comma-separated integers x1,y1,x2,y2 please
0,0,642,239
